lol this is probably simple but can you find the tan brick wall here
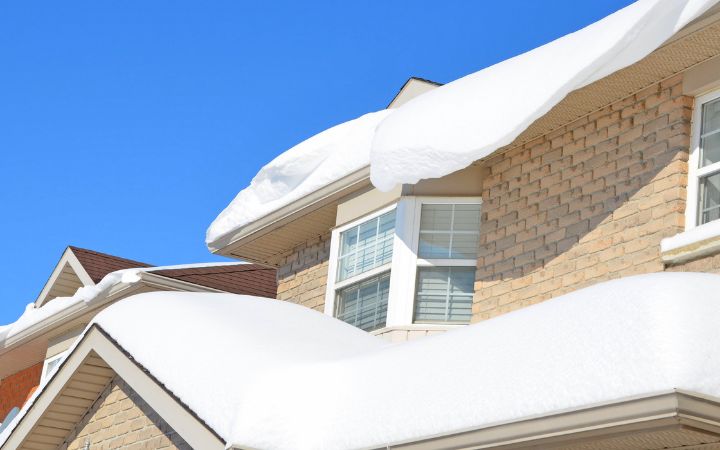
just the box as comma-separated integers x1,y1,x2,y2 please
474,74,692,320
666,253,720,273
60,376,190,450
275,233,330,312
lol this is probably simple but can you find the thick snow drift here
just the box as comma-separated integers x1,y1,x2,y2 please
12,272,716,450
206,110,391,248
369,0,719,191
206,0,719,247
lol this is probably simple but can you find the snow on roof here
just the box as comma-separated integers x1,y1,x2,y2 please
0,262,248,349
12,272,718,450
206,0,718,248
205,110,392,247
369,0,719,191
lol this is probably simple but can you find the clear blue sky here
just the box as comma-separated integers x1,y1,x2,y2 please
0,0,634,323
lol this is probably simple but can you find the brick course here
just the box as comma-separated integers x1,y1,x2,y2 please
275,233,330,312
60,376,190,450
473,74,692,320
0,363,42,421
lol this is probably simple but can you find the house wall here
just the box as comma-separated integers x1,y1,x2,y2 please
275,234,331,312
473,74,691,319
59,376,191,450
0,363,42,421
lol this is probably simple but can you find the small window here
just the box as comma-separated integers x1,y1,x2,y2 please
414,202,481,324
41,352,66,382
338,210,395,281
335,272,390,332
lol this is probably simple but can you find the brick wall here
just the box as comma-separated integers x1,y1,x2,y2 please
60,376,190,450
0,363,42,420
474,74,692,320
275,233,330,312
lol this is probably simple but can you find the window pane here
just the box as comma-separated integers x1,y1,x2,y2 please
419,204,453,231
338,210,396,281
701,133,720,167
335,273,390,332
703,98,720,135
419,233,452,258
699,172,720,225
418,203,481,259
414,267,475,323
451,234,480,259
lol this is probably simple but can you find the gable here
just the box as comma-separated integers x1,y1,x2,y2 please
35,249,94,307
60,375,190,450
1,326,223,450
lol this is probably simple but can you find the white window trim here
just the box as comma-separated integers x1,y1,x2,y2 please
686,88,720,229
41,351,67,383
395,197,482,326
324,197,482,329
662,88,720,264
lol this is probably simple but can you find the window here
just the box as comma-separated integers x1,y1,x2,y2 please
413,202,481,324
688,90,720,228
327,207,396,331
325,198,481,332
41,352,66,382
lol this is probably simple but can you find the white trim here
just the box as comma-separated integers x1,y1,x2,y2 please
35,248,95,307
686,88,720,229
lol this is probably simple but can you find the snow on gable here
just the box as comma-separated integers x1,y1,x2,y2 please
21,272,719,450
369,0,720,191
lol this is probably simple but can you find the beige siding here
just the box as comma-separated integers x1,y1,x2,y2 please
59,376,191,450
474,74,691,320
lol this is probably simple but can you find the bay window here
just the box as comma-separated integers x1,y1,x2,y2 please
325,198,481,332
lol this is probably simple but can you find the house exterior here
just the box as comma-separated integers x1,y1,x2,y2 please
6,2,720,450
0,246,276,430
207,4,720,343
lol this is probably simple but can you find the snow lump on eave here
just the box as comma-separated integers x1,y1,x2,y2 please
63,273,720,450
369,0,720,191
206,0,719,248
205,109,392,249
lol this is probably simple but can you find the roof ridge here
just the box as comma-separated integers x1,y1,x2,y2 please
68,246,153,268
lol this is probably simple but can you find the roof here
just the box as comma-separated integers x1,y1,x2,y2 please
6,273,720,450
68,246,152,283
386,76,443,109
206,0,720,255
151,264,277,298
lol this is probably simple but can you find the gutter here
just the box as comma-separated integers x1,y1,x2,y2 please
208,166,373,254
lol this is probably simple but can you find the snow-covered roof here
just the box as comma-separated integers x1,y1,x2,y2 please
0,262,251,351
206,0,719,251
5,272,720,449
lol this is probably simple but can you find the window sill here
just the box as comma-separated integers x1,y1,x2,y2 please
660,220,720,264
371,324,466,342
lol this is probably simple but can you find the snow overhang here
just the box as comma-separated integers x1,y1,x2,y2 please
208,1,720,259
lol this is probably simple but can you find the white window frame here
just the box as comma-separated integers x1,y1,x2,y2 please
686,88,720,229
324,203,398,329
41,351,67,383
324,197,482,330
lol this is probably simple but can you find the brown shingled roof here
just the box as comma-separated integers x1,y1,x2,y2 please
69,246,153,283
151,264,277,299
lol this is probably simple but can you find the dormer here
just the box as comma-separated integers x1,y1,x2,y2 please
34,246,151,307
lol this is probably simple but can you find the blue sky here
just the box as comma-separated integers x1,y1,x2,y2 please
0,0,634,323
